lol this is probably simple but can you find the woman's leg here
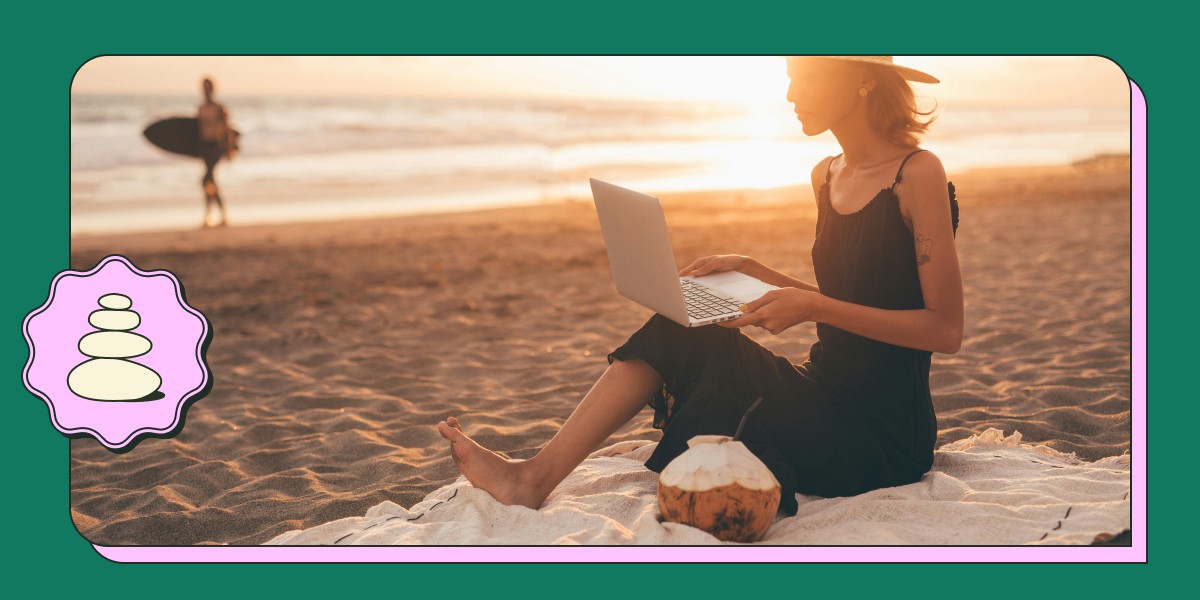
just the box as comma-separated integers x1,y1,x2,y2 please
437,356,663,509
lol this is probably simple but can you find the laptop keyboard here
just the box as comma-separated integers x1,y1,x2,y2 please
681,279,742,319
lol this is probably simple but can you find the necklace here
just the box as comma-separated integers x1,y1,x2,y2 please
839,151,911,173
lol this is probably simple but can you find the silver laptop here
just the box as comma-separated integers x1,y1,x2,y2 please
590,178,779,327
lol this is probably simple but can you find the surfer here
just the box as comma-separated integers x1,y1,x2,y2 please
197,77,231,227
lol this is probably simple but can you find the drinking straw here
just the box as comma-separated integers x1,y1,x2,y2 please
732,396,764,441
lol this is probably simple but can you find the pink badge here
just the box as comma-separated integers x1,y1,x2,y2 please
23,255,212,451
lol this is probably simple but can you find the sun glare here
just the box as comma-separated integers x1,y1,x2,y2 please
652,56,789,104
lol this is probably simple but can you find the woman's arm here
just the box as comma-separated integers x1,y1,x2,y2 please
740,259,819,293
693,159,830,292
814,152,963,354
734,158,831,294
814,301,958,354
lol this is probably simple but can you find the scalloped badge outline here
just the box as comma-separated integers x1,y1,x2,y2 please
23,255,212,452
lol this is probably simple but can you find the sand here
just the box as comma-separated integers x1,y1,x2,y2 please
68,155,1132,545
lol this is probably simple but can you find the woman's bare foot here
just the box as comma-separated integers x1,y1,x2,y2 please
436,416,551,510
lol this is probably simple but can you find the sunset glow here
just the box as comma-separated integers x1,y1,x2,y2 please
72,55,1132,235
73,55,1129,109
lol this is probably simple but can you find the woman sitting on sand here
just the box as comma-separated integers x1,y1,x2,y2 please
438,56,963,515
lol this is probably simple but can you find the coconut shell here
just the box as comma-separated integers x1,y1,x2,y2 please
657,435,781,543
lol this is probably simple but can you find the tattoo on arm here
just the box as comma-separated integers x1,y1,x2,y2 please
915,233,932,266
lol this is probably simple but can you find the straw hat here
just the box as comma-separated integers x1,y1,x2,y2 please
821,55,940,84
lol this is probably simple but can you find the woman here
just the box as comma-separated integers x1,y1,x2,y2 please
437,56,963,515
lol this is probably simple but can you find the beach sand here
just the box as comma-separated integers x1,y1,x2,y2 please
69,156,1132,545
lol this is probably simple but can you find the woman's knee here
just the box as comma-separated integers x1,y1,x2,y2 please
647,313,745,367
647,313,737,341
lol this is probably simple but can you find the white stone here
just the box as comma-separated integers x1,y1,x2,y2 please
88,309,140,331
68,358,161,401
98,293,132,310
79,331,151,358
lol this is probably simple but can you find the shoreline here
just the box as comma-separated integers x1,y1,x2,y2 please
70,155,1130,242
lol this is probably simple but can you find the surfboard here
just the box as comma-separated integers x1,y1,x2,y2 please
143,117,239,159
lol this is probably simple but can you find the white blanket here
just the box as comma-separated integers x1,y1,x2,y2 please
266,429,1131,545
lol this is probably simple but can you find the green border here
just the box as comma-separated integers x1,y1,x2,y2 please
3,0,1162,589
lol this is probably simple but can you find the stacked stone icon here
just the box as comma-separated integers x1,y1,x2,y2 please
67,293,163,402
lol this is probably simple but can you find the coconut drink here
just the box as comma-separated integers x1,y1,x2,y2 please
657,432,781,543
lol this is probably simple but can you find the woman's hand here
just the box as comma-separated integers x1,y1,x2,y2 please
678,254,752,277
719,288,824,335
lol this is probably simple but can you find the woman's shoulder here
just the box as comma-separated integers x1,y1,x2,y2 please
894,149,953,223
809,155,839,206
901,148,947,180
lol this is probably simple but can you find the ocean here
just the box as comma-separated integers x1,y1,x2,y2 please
71,93,1131,235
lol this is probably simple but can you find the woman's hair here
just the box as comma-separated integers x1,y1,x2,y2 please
863,64,939,148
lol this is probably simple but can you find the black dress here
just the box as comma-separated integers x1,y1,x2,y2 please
607,149,960,515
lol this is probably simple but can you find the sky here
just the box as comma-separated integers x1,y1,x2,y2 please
71,55,1131,109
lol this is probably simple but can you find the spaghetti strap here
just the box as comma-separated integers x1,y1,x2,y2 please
890,149,928,191
886,148,960,239
824,153,843,186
